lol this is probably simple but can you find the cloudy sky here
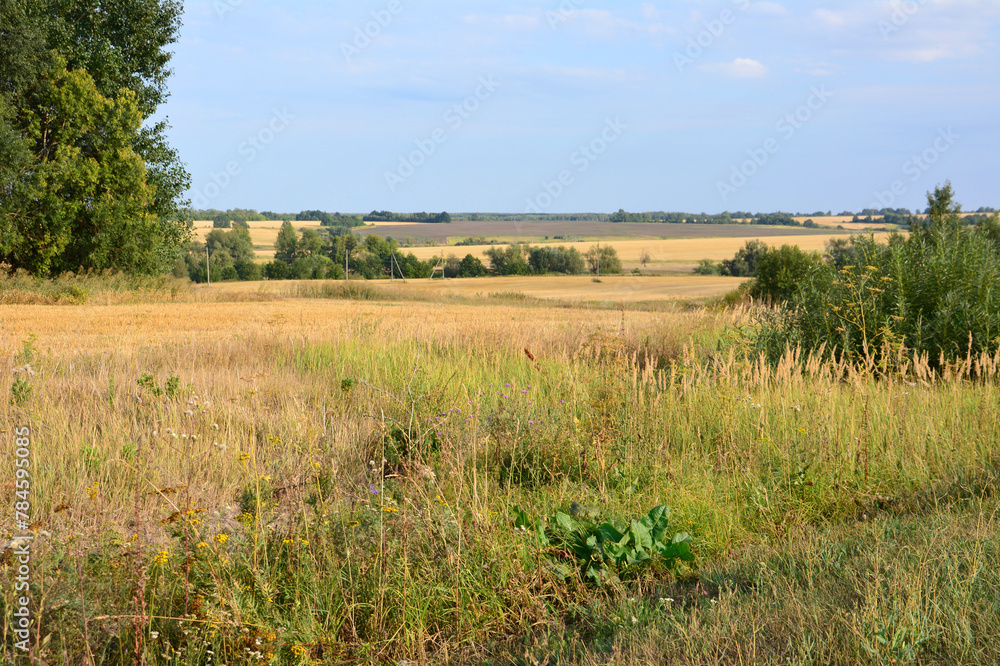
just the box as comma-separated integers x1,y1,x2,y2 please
160,0,1000,215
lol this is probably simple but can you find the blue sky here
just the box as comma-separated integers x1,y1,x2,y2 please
160,0,1000,214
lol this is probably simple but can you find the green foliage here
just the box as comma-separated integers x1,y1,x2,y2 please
184,226,259,283
1,65,189,276
584,245,622,275
824,237,858,270
485,244,531,275
529,245,585,275
458,253,488,277
364,210,451,223
517,504,695,586
274,222,299,264
752,212,800,227
720,239,769,277
0,0,190,276
755,183,1000,370
748,245,823,303
10,377,32,405
137,372,181,398
693,259,721,276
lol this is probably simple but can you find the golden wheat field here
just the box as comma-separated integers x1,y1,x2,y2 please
0,298,706,358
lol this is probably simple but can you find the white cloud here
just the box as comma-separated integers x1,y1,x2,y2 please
703,57,768,78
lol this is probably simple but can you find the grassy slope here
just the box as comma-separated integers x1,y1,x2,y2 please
1,294,998,664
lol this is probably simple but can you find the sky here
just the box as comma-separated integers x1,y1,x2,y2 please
158,0,1000,215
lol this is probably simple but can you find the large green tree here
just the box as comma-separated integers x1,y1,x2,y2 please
0,0,189,276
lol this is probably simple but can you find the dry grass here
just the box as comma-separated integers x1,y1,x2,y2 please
203,275,748,302
2,287,997,664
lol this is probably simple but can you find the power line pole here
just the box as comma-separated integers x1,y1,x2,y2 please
206,245,211,286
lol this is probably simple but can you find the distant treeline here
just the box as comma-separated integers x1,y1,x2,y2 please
185,208,365,229
185,206,999,231
363,211,452,223
178,226,622,284
178,225,483,283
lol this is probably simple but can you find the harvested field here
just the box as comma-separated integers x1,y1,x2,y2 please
205,274,747,302
354,221,849,244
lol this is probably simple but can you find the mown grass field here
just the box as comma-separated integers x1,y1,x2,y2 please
1,281,998,664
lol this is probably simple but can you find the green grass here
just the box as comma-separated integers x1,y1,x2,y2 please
2,304,999,664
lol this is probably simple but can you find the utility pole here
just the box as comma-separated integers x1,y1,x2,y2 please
206,245,211,286
596,241,601,280
345,247,349,281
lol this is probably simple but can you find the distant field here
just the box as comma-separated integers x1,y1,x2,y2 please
355,220,852,243
405,233,892,264
208,274,747,302
192,220,855,265
190,220,323,248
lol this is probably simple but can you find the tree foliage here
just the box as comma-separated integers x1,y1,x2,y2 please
720,240,769,277
584,245,622,275
0,0,189,276
755,183,1000,370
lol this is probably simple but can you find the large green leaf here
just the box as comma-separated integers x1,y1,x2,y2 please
597,522,625,544
630,519,652,550
554,511,577,533
511,504,534,531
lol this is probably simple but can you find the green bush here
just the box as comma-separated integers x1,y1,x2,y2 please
584,245,622,275
754,183,1000,370
458,253,488,277
720,239,768,277
748,245,823,303
693,259,721,276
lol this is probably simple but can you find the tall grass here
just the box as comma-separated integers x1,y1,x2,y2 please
1,299,998,663
0,267,192,305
